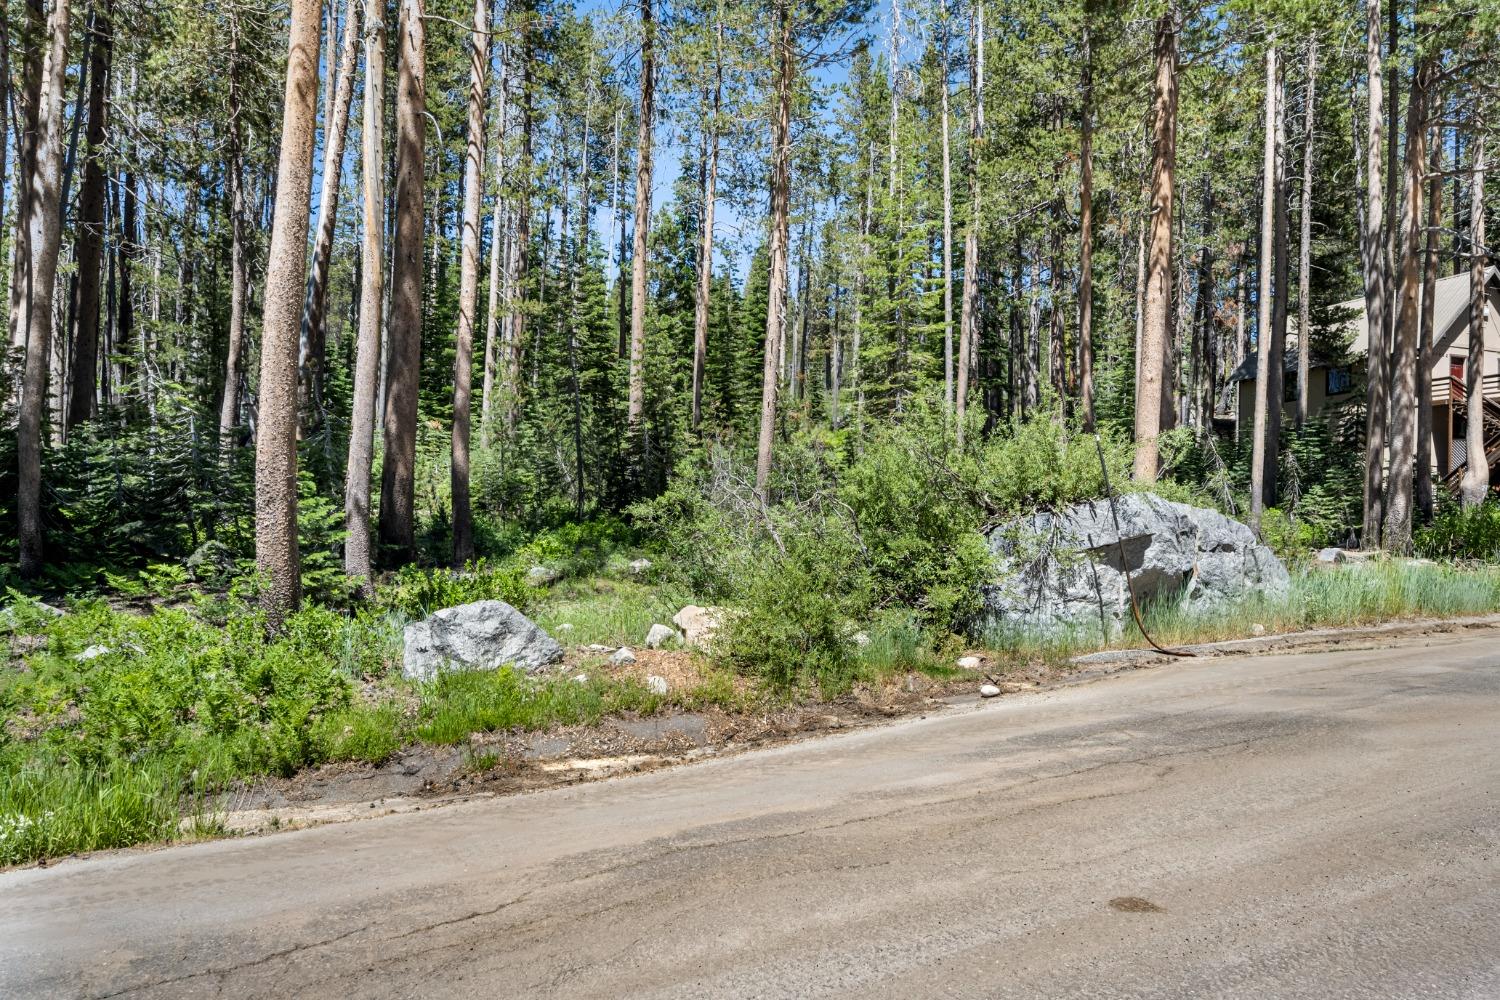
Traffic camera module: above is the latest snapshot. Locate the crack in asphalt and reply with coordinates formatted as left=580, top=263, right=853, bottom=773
left=88, top=924, right=373, bottom=999
left=383, top=890, right=533, bottom=941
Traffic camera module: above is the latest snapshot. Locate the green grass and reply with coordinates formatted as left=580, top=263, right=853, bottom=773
left=530, top=577, right=692, bottom=649
left=414, top=668, right=665, bottom=744
left=983, top=560, right=1500, bottom=659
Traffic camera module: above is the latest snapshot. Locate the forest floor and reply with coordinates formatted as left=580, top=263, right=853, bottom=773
left=200, top=610, right=1500, bottom=842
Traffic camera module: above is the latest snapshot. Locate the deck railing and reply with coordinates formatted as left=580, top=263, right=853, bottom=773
left=1430, top=372, right=1500, bottom=406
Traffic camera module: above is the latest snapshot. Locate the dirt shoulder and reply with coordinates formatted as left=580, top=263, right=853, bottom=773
left=206, top=612, right=1500, bottom=840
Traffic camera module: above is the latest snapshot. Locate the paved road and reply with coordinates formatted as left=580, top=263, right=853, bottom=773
left=5, top=633, right=1500, bottom=999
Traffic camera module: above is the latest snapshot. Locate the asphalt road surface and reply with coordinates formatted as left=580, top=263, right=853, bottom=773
left=5, top=632, right=1499, bottom=999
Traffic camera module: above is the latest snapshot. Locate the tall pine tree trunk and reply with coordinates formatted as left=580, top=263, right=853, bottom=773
left=1295, top=39, right=1315, bottom=431
left=1360, top=0, right=1387, bottom=547
left=1415, top=113, right=1440, bottom=526
left=9, top=0, right=44, bottom=356
left=755, top=0, right=793, bottom=497
left=1132, top=7, right=1177, bottom=483
left=691, top=28, right=721, bottom=433
left=1382, top=56, right=1431, bottom=553
left=1460, top=124, right=1489, bottom=507
left=219, top=12, right=249, bottom=451
left=66, top=4, right=110, bottom=429
left=480, top=39, right=509, bottom=446
left=378, top=0, right=425, bottom=554
left=15, top=0, right=67, bottom=578
left=625, top=0, right=655, bottom=439
left=505, top=30, right=531, bottom=432
left=299, top=0, right=359, bottom=429
left=451, top=0, right=487, bottom=567
left=1078, top=14, right=1094, bottom=432
left=1250, top=45, right=1283, bottom=529
left=254, top=0, right=321, bottom=625
left=345, top=0, right=385, bottom=582
left=955, top=0, right=982, bottom=445
left=939, top=0, right=953, bottom=413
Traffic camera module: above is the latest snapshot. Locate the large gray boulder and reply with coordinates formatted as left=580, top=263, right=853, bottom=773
left=402, top=600, right=563, bottom=681
left=983, top=493, right=1288, bottom=639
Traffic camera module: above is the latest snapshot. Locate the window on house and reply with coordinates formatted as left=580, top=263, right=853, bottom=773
left=1326, top=367, right=1352, bottom=396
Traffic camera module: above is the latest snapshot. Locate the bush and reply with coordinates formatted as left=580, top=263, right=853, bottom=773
left=633, top=400, right=1145, bottom=689
left=1415, top=499, right=1500, bottom=561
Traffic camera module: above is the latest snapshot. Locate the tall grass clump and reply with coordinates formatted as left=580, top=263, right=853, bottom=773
left=1107, top=561, right=1500, bottom=651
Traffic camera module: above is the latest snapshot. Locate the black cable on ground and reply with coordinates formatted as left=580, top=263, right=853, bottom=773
left=1094, top=435, right=1195, bottom=658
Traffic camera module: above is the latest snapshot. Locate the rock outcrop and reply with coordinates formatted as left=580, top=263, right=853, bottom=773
left=402, top=600, right=563, bottom=681
left=983, top=493, right=1289, bottom=638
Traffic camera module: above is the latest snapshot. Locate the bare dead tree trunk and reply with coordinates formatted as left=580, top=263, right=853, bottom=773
left=299, top=0, right=359, bottom=429
left=254, top=0, right=321, bottom=626
left=450, top=0, right=487, bottom=567
left=1250, top=45, right=1283, bottom=530
left=1360, top=0, right=1387, bottom=548
left=1382, top=56, right=1431, bottom=553
left=15, top=0, right=67, bottom=578
left=1460, top=123, right=1489, bottom=507
left=1295, top=39, right=1315, bottom=431
left=625, top=0, right=655, bottom=438
left=67, top=3, right=110, bottom=430
left=378, top=0, right=425, bottom=554
left=344, top=0, right=385, bottom=583
left=755, top=0, right=793, bottom=498
left=1133, top=7, right=1177, bottom=483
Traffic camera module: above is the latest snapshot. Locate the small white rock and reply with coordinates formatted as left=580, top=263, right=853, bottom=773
left=645, top=623, right=678, bottom=649
left=526, top=565, right=559, bottom=585
left=1250, top=623, right=1266, bottom=637
left=74, top=644, right=111, bottom=661
left=957, top=655, right=983, bottom=670
left=628, top=558, right=653, bottom=575
left=610, top=647, right=637, bottom=665
left=645, top=674, right=669, bottom=696
left=586, top=643, right=612, bottom=652
left=979, top=683, right=1001, bottom=698
left=573, top=673, right=589, bottom=684
left=556, top=622, right=574, bottom=632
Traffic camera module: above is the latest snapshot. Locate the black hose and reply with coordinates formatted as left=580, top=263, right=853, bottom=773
left=1094, top=435, right=1195, bottom=658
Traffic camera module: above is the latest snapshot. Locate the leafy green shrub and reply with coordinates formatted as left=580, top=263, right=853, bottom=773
left=374, top=560, right=529, bottom=618
left=715, top=518, right=872, bottom=691
left=838, top=419, right=993, bottom=630
left=1415, top=499, right=1500, bottom=561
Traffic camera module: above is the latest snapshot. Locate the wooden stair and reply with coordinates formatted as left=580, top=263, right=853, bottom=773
left=1440, top=374, right=1500, bottom=490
